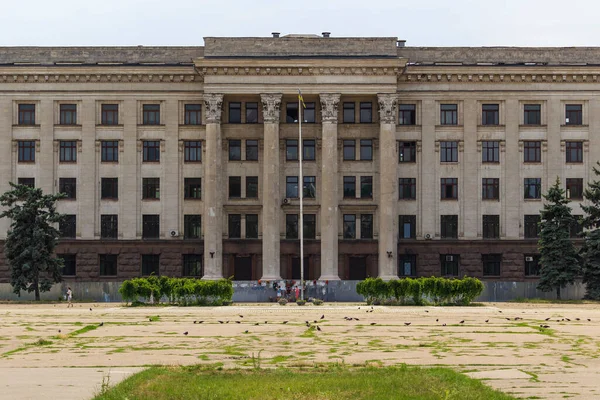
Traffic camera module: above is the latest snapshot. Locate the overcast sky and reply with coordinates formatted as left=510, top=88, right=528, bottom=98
left=1, top=0, right=598, bottom=47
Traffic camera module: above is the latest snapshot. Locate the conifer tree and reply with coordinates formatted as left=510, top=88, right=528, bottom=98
left=581, top=163, right=600, bottom=299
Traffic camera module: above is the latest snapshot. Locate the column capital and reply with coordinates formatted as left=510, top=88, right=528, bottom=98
left=319, top=93, right=341, bottom=124
left=377, top=93, right=398, bottom=124
left=260, top=93, right=282, bottom=123
left=204, top=93, right=224, bottom=124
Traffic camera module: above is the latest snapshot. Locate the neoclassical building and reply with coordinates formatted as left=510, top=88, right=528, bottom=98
left=0, top=34, right=595, bottom=284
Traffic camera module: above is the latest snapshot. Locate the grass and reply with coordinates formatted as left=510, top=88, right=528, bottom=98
left=510, top=298, right=590, bottom=304
left=93, top=364, right=516, bottom=400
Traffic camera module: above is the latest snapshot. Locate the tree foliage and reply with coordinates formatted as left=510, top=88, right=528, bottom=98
left=580, top=163, right=600, bottom=299
left=0, top=183, right=65, bottom=300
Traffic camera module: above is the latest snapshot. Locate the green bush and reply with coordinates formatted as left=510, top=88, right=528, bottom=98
left=278, top=298, right=288, bottom=306
left=312, top=299, right=324, bottom=306
left=296, top=299, right=306, bottom=306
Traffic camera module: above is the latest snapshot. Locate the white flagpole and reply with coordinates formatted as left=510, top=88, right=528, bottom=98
left=298, top=90, right=304, bottom=301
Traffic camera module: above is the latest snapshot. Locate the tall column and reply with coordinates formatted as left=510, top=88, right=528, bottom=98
left=319, top=94, right=341, bottom=280
left=377, top=94, right=399, bottom=280
left=260, top=94, right=283, bottom=280
left=203, top=94, right=224, bottom=279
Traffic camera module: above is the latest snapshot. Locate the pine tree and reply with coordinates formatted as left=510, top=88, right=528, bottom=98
left=0, top=183, right=65, bottom=300
left=580, top=162, right=600, bottom=299
left=537, top=177, right=580, bottom=300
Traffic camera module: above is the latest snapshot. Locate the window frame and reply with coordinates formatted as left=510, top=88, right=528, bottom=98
left=101, top=140, right=119, bottom=163
left=228, top=102, right=242, bottom=124
left=228, top=214, right=241, bottom=239
left=142, top=177, right=160, bottom=200
left=343, top=176, right=356, bottom=198
left=246, top=140, right=259, bottom=161
left=100, top=214, right=118, bottom=239
left=524, top=178, right=542, bottom=200
left=246, top=176, right=259, bottom=199
left=343, top=214, right=356, bottom=239
left=142, top=141, right=160, bottom=162
left=440, top=215, right=458, bottom=239
left=184, top=214, right=202, bottom=239
left=303, top=139, right=316, bottom=161
left=182, top=254, right=203, bottom=277
left=245, top=214, right=259, bottom=239
left=184, top=103, right=202, bottom=125
left=482, top=215, right=500, bottom=239
left=524, top=104, right=541, bottom=125
left=360, top=139, right=373, bottom=161
left=398, top=215, right=416, bottom=239
left=440, top=141, right=458, bottom=163
left=184, top=141, right=202, bottom=163
left=59, top=103, right=77, bottom=125
left=523, top=141, right=541, bottom=163
left=228, top=176, right=242, bottom=199
left=60, top=215, right=77, bottom=238
left=399, top=254, right=417, bottom=277
left=18, top=104, right=36, bottom=125
left=245, top=102, right=258, bottom=124
left=59, top=140, right=77, bottom=163
left=481, top=104, right=500, bottom=126
left=524, top=215, right=541, bottom=238
left=482, top=141, right=499, bottom=163
left=399, top=141, right=416, bottom=163
left=18, top=141, right=36, bottom=163
left=141, top=254, right=160, bottom=276
left=482, top=254, right=502, bottom=276
left=99, top=254, right=118, bottom=276
left=565, top=104, right=583, bottom=125
left=142, top=104, right=161, bottom=125
left=343, top=139, right=356, bottom=161
left=440, top=104, right=458, bottom=125
left=228, top=139, right=241, bottom=161
left=142, top=214, right=160, bottom=239
left=101, top=104, right=119, bottom=125
left=359, top=102, right=372, bottom=123
left=286, top=176, right=299, bottom=198
left=441, top=178, right=458, bottom=200
left=398, top=104, right=416, bottom=125
left=360, top=176, right=373, bottom=199
left=566, top=178, right=583, bottom=200
left=440, top=254, right=459, bottom=276
left=59, top=254, right=77, bottom=276
left=524, top=254, right=541, bottom=276
left=360, top=214, right=373, bottom=239
left=59, top=178, right=77, bottom=200
left=184, top=178, right=202, bottom=200
left=565, top=141, right=583, bottom=163
left=343, top=102, right=355, bottom=123
left=398, top=178, right=416, bottom=200
left=101, top=178, right=118, bottom=200
left=482, top=178, right=499, bottom=200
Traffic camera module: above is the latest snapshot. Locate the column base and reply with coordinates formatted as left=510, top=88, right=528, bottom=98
left=260, top=275, right=282, bottom=281
left=318, top=275, right=341, bottom=281
left=201, top=275, right=224, bottom=281
left=379, top=275, right=400, bottom=281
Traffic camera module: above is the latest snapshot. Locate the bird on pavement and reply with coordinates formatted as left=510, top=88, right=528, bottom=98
left=254, top=323, right=259, bottom=326
left=239, top=315, right=244, bottom=318
left=283, top=321, right=288, bottom=324
left=545, top=318, right=551, bottom=321
left=459, top=320, right=465, bottom=324
left=354, top=318, right=360, bottom=321
left=576, top=318, right=581, bottom=321
left=485, top=320, right=489, bottom=323
left=436, top=319, right=439, bottom=322
left=317, top=326, right=321, bottom=331
left=218, top=321, right=224, bottom=324
left=89, top=308, right=92, bottom=311
left=404, top=322, right=411, bottom=326
left=588, top=319, right=592, bottom=322
left=198, top=321, right=204, bottom=324
left=320, top=315, right=324, bottom=319
left=58, top=330, right=61, bottom=333
left=244, top=330, right=249, bottom=334
left=370, top=323, right=376, bottom=325
left=235, top=321, right=241, bottom=324
left=442, top=323, right=447, bottom=326
left=183, top=331, right=188, bottom=335
left=193, top=321, right=197, bottom=324
left=99, top=322, right=103, bottom=327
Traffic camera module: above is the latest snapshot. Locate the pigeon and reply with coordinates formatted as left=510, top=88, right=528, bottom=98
left=58, top=329, right=61, bottom=333
left=576, top=318, right=581, bottom=321
left=545, top=318, right=551, bottom=321
left=459, top=320, right=465, bottom=324
left=425, top=310, right=429, bottom=313
left=235, top=321, right=241, bottom=324
left=226, top=321, right=230, bottom=324
left=485, top=320, right=489, bottom=323
left=244, top=330, right=249, bottom=334
left=442, top=323, right=447, bottom=326
left=99, top=322, right=104, bottom=327
left=239, top=315, right=244, bottom=318
left=198, top=321, right=204, bottom=324
left=566, top=318, right=571, bottom=322
left=316, top=326, right=321, bottom=331
left=506, top=318, right=511, bottom=321
left=254, top=323, right=259, bottom=326
left=404, top=322, right=411, bottom=326
left=320, top=315, right=325, bottom=320
left=358, top=307, right=361, bottom=310
left=313, top=320, right=317, bottom=324
left=89, top=308, right=92, bottom=311
left=354, top=318, right=360, bottom=321
left=149, top=318, right=152, bottom=322
left=541, top=325, right=550, bottom=329
left=183, top=331, right=188, bottom=335
left=588, top=319, right=592, bottom=322
left=370, top=323, right=376, bottom=325
left=264, top=321, right=268, bottom=324
left=436, top=319, right=439, bottom=322
left=283, top=321, right=289, bottom=324
left=193, top=321, right=197, bottom=324
left=218, top=321, right=224, bottom=324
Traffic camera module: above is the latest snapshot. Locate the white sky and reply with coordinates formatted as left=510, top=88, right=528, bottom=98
left=1, top=0, right=598, bottom=47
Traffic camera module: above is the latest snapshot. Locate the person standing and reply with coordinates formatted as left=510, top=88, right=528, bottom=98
left=66, top=287, right=73, bottom=308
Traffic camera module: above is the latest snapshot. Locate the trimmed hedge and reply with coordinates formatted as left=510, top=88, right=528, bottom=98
left=119, top=276, right=233, bottom=306
left=356, top=277, right=484, bottom=306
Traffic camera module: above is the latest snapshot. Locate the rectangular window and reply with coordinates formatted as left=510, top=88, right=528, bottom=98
left=246, top=140, right=258, bottom=161
left=59, top=104, right=77, bottom=125
left=303, top=176, right=316, bottom=199
left=360, top=102, right=372, bottom=123
left=142, top=104, right=160, bottom=125
left=141, top=254, right=160, bottom=276
left=228, top=214, right=241, bottom=238
left=441, top=178, right=458, bottom=200
left=18, top=178, right=34, bottom=188
left=303, top=139, right=315, bottom=161
left=59, top=178, right=76, bottom=200
left=246, top=102, right=258, bottom=123
left=101, top=104, right=119, bottom=125
left=286, top=176, right=299, bottom=198
left=483, top=254, right=502, bottom=276
left=246, top=176, right=259, bottom=198
left=482, top=215, right=500, bottom=239
left=566, top=178, right=584, bottom=200
left=398, top=215, right=416, bottom=239
left=482, top=141, right=499, bottom=163
left=343, top=214, right=356, bottom=239
left=441, top=254, right=459, bottom=276
left=183, top=254, right=203, bottom=277
left=360, top=176, right=373, bottom=199
left=524, top=215, right=541, bottom=238
left=99, top=254, right=118, bottom=276
left=398, top=178, right=416, bottom=200
left=343, top=140, right=356, bottom=161
left=59, top=254, right=76, bottom=276
left=304, top=214, right=316, bottom=239
left=229, top=176, right=241, bottom=198
left=398, top=104, right=416, bottom=125
left=360, top=139, right=373, bottom=161
left=184, top=178, right=201, bottom=199
left=286, top=214, right=298, bottom=239
left=343, top=176, right=356, bottom=198
left=343, top=102, right=355, bottom=123
left=184, top=141, right=202, bottom=162
left=399, top=142, right=416, bottom=163
left=60, top=215, right=76, bottom=238
left=101, top=141, right=119, bottom=162
left=184, top=215, right=202, bottom=239
left=361, top=214, right=373, bottom=239
left=524, top=178, right=541, bottom=199
left=440, top=104, right=458, bottom=125
left=482, top=178, right=499, bottom=200
left=246, top=214, right=259, bottom=239
left=18, top=141, right=35, bottom=162
left=482, top=104, right=499, bottom=125
left=286, top=140, right=298, bottom=161
left=100, top=215, right=118, bottom=239
left=566, top=141, right=583, bottom=163
left=524, top=254, right=541, bottom=276
left=441, top=215, right=458, bottom=239
left=399, top=255, right=417, bottom=277
left=524, top=104, right=541, bottom=125
left=229, top=140, right=241, bottom=161
left=565, top=104, right=582, bottom=125
left=228, top=102, right=241, bottom=123
left=524, top=141, right=541, bottom=163
left=142, top=215, right=160, bottom=239
left=142, top=178, right=160, bottom=200
left=18, top=104, right=35, bottom=125
left=101, top=178, right=118, bottom=200
left=59, top=141, right=77, bottom=163
left=440, top=141, right=458, bottom=162
left=143, top=141, right=160, bottom=162
left=570, top=215, right=583, bottom=238
left=184, top=104, right=202, bottom=125
left=303, top=102, right=315, bottom=123
left=286, top=103, right=299, bottom=123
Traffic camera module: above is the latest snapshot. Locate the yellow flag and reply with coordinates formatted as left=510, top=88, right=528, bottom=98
left=298, top=90, right=306, bottom=108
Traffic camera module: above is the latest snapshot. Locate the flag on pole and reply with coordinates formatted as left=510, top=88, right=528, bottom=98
left=298, top=89, right=306, bottom=108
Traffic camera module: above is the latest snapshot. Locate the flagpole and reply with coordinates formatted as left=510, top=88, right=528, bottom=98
left=298, top=90, right=304, bottom=301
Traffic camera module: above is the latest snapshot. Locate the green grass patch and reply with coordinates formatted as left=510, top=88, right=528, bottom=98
left=147, top=315, right=161, bottom=322
left=510, top=297, right=590, bottom=304
left=69, top=325, right=99, bottom=337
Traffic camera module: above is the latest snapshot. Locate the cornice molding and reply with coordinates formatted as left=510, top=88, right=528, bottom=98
left=399, top=72, right=600, bottom=84
left=0, top=73, right=199, bottom=84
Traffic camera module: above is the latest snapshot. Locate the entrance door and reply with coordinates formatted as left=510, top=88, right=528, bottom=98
left=291, top=257, right=309, bottom=280
left=234, top=256, right=253, bottom=280
left=348, top=256, right=367, bottom=280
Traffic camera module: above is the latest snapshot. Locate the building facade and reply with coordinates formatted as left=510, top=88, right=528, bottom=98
left=0, top=35, right=594, bottom=284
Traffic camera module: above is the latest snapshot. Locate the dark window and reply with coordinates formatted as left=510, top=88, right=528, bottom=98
left=286, top=103, right=299, bottom=123
left=343, top=214, right=356, bottom=239
left=566, top=141, right=583, bottom=163
left=524, top=215, right=540, bottom=238
left=142, top=215, right=160, bottom=239
left=343, top=176, right=356, bottom=198
left=399, top=104, right=416, bottom=125
left=59, top=104, right=77, bottom=125
left=59, top=178, right=76, bottom=199
left=228, top=214, right=241, bottom=238
left=246, top=102, right=258, bottom=124
left=441, top=215, right=458, bottom=239
left=60, top=215, right=76, bottom=238
left=101, top=104, right=119, bottom=125
left=399, top=142, right=416, bottom=163
left=399, top=178, right=416, bottom=200
left=343, top=102, right=355, bottom=123
left=565, top=104, right=582, bottom=125
left=524, top=178, right=541, bottom=199
left=483, top=254, right=502, bottom=276
left=482, top=178, right=499, bottom=200
left=229, top=102, right=241, bottom=123
left=100, top=215, right=118, bottom=239
left=246, top=140, right=258, bottom=161
left=286, top=140, right=298, bottom=161
left=184, top=215, right=201, bottom=239
left=143, top=141, right=160, bottom=162
left=524, top=104, right=541, bottom=125
left=441, top=254, right=459, bottom=276
left=101, top=141, right=119, bottom=162
left=142, top=178, right=160, bottom=200
left=303, top=140, right=315, bottom=161
left=246, top=176, right=258, bottom=198
left=18, top=104, right=35, bottom=125
left=482, top=104, right=499, bottom=125
left=343, top=140, right=356, bottom=160
left=183, top=254, right=203, bottom=277
left=59, top=141, right=77, bottom=163
left=360, top=102, right=372, bottom=123
left=229, top=176, right=241, bottom=198
left=59, top=254, right=76, bottom=276
left=482, top=141, right=499, bottom=163
left=286, top=176, right=299, bottom=198
left=399, top=255, right=417, bottom=277
left=99, top=254, right=117, bottom=276
left=303, top=176, right=316, bottom=198
left=441, top=178, right=458, bottom=200
left=18, top=178, right=34, bottom=188
left=360, top=176, right=373, bottom=199
left=303, top=102, right=315, bottom=123
left=184, top=104, right=202, bottom=125
left=440, top=141, right=458, bottom=162
left=184, top=141, right=202, bottom=162
left=525, top=255, right=540, bottom=276
left=101, top=178, right=118, bottom=200
left=482, top=215, right=500, bottom=239
left=291, top=256, right=311, bottom=281
left=246, top=214, right=259, bottom=239
left=141, top=254, right=160, bottom=276
left=566, top=178, right=583, bottom=200
left=399, top=215, right=416, bottom=239
left=142, top=104, right=160, bottom=125
left=286, top=214, right=298, bottom=239
left=360, top=139, right=373, bottom=161
left=440, top=104, right=458, bottom=125
left=304, top=214, right=316, bottom=239
left=184, top=178, right=201, bottom=199
left=361, top=214, right=373, bottom=239
left=570, top=215, right=583, bottom=238
left=229, top=140, right=241, bottom=161
left=18, top=141, right=35, bottom=162
left=524, top=141, right=541, bottom=163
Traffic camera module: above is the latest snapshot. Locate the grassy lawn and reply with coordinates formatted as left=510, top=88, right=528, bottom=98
left=94, top=365, right=516, bottom=400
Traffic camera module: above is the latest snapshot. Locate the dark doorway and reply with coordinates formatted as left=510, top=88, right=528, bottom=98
left=234, top=256, right=253, bottom=280
left=349, top=256, right=367, bottom=280
left=291, top=257, right=310, bottom=280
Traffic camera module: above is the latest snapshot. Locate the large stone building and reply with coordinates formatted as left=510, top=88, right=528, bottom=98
left=0, top=34, right=594, bottom=284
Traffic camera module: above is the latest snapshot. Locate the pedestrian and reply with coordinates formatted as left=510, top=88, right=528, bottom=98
left=66, top=287, right=73, bottom=308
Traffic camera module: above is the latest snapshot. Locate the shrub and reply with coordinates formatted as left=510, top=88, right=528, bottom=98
left=278, top=298, right=288, bottom=306
left=312, top=299, right=324, bottom=306
left=296, top=299, right=306, bottom=306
